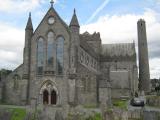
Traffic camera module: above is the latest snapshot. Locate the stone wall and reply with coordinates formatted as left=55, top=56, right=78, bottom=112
left=146, top=96, right=160, bottom=108
left=99, top=86, right=111, bottom=107
left=28, top=8, right=71, bottom=104
left=0, top=83, right=2, bottom=101
left=34, top=76, right=69, bottom=106
left=110, top=70, right=131, bottom=98
left=104, top=108, right=160, bottom=120
left=77, top=63, right=98, bottom=106
left=0, top=109, right=12, bottom=120
left=143, top=111, right=160, bottom=120
left=4, top=65, right=28, bottom=105
left=100, top=61, right=138, bottom=99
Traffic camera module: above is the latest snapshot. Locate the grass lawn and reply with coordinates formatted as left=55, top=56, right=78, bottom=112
left=0, top=105, right=27, bottom=120
left=86, top=113, right=102, bottom=120
left=10, top=108, right=26, bottom=120
left=112, top=99, right=128, bottom=110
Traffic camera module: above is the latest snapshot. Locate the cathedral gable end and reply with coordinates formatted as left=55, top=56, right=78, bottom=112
left=33, top=7, right=70, bottom=38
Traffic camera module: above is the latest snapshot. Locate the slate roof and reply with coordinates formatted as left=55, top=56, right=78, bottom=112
left=101, top=43, right=136, bottom=61
left=102, top=43, right=135, bottom=57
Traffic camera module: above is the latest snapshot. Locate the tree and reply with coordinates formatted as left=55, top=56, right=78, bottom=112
left=0, top=69, right=12, bottom=81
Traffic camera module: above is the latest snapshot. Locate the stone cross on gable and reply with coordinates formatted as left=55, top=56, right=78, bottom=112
left=50, top=0, right=54, bottom=7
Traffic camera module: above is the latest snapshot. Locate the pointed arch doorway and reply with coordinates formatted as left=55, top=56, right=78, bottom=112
left=40, top=80, right=59, bottom=105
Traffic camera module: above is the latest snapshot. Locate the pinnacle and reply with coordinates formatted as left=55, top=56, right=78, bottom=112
left=69, top=8, right=80, bottom=27
left=26, top=12, right=33, bottom=30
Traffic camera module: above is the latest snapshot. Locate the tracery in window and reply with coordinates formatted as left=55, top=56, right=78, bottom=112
left=47, top=31, right=54, bottom=66
left=80, top=51, right=84, bottom=63
left=56, top=36, right=64, bottom=74
left=86, top=55, right=89, bottom=65
left=37, top=37, right=44, bottom=74
left=13, top=74, right=20, bottom=90
left=91, top=59, right=94, bottom=67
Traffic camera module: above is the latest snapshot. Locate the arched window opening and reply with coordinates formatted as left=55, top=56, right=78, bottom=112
left=13, top=74, right=20, bottom=90
left=43, top=90, right=49, bottom=105
left=37, top=37, right=44, bottom=74
left=56, top=37, right=64, bottom=74
left=51, top=90, right=57, bottom=105
left=47, top=32, right=54, bottom=66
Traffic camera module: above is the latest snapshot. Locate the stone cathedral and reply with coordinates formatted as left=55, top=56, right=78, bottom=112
left=0, top=4, right=141, bottom=107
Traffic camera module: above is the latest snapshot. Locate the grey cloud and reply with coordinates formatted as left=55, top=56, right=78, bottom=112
left=148, top=40, right=160, bottom=59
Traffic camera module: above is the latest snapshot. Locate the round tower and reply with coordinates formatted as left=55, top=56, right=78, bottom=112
left=137, top=19, right=150, bottom=93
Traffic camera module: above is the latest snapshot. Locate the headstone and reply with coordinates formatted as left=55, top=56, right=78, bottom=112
left=55, top=110, right=64, bottom=120
left=143, top=111, right=156, bottom=120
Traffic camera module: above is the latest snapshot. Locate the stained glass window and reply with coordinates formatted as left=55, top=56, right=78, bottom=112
left=47, top=32, right=54, bottom=66
left=37, top=37, right=44, bottom=74
left=56, top=37, right=64, bottom=74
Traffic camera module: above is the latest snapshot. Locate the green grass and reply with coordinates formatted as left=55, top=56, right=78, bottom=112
left=10, top=108, right=26, bottom=120
left=129, top=118, right=144, bottom=120
left=86, top=113, right=102, bottom=120
left=112, top=99, right=128, bottom=110
left=83, top=104, right=97, bottom=109
left=67, top=112, right=102, bottom=120
left=106, top=108, right=113, bottom=113
left=0, top=105, right=27, bottom=120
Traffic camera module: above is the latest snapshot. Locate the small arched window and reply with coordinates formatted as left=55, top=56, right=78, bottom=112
left=47, top=31, right=54, bottom=66
left=56, top=36, right=64, bottom=74
left=37, top=37, right=44, bottom=74
left=13, top=74, right=20, bottom=90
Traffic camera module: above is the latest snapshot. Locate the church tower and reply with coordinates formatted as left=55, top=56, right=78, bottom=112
left=137, top=19, right=150, bottom=93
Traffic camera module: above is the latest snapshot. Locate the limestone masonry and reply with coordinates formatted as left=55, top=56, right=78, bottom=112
left=137, top=19, right=150, bottom=93
left=0, top=4, right=146, bottom=107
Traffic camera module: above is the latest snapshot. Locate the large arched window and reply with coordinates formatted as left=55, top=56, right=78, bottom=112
left=56, top=37, right=64, bottom=74
left=37, top=37, right=44, bottom=74
left=47, top=31, right=54, bottom=66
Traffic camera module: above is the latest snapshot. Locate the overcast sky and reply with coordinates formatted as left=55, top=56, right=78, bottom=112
left=0, top=0, right=159, bottom=79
